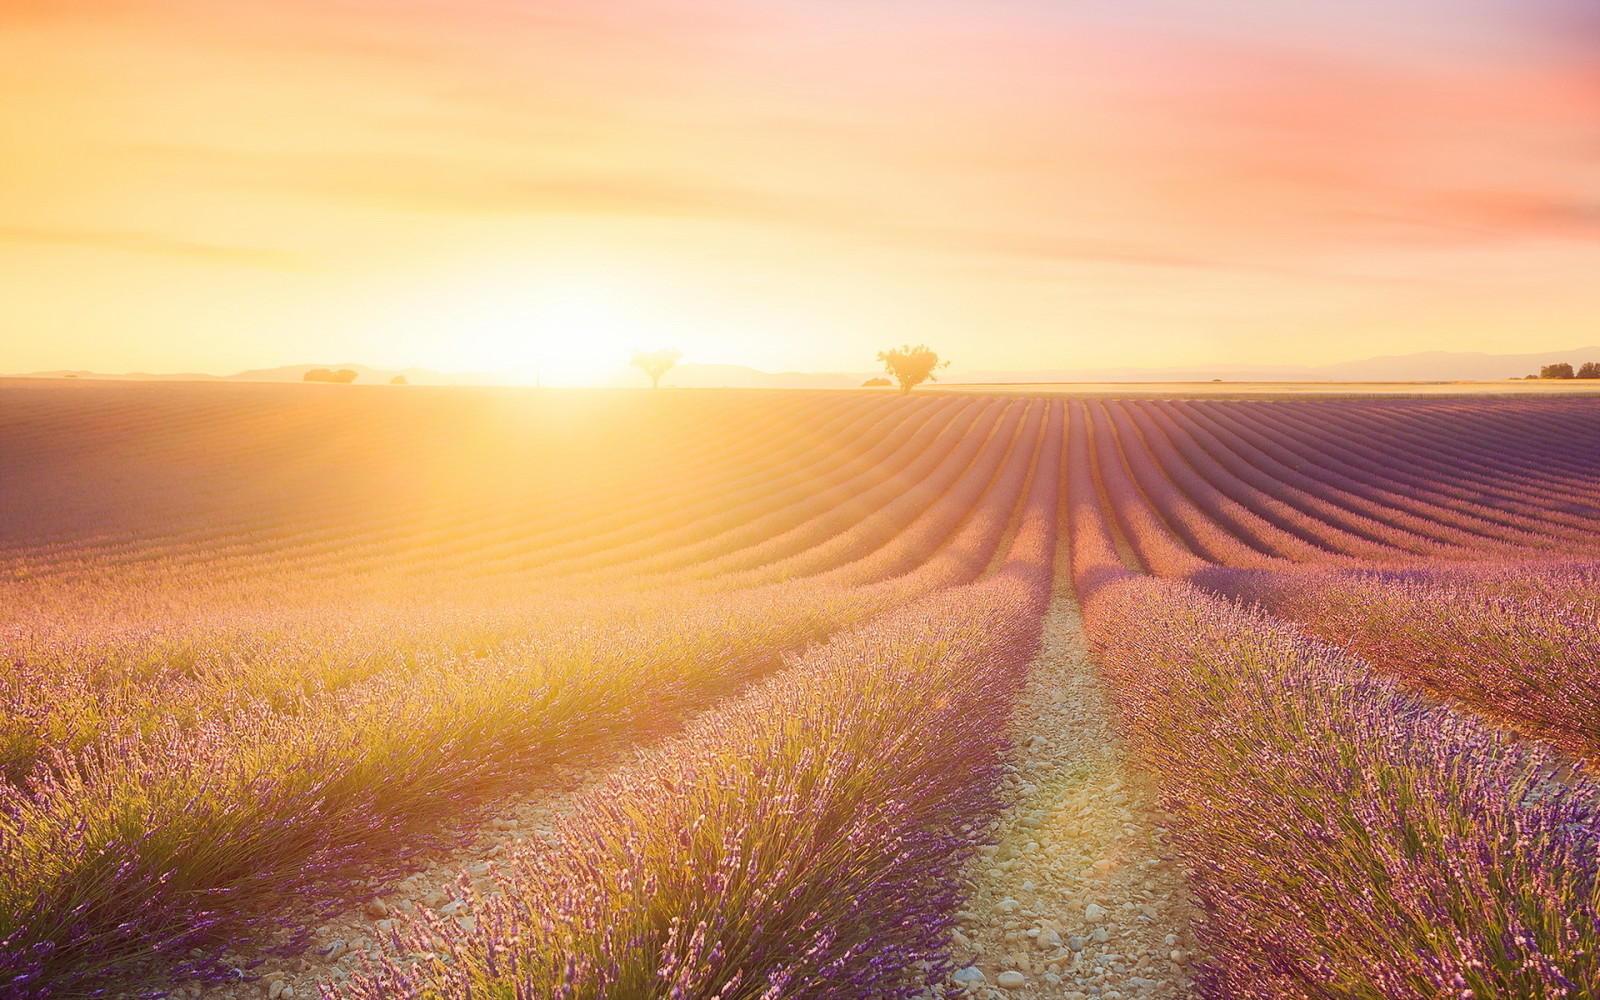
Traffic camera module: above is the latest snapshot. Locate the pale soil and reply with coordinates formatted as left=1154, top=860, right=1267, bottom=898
left=926, top=596, right=1200, bottom=1000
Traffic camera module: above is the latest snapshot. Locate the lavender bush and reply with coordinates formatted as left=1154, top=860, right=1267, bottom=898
left=336, top=426, right=1061, bottom=999
left=342, top=569, right=1053, bottom=999
left=1081, top=575, right=1600, bottom=999
left=1199, top=563, right=1600, bottom=764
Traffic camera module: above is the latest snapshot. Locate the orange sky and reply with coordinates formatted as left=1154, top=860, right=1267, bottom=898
left=2, top=0, right=1597, bottom=381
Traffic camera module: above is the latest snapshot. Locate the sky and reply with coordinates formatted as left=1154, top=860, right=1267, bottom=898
left=2, top=0, right=1597, bottom=383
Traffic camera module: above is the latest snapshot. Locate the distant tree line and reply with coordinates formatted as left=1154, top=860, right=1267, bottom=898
left=1523, top=362, right=1600, bottom=379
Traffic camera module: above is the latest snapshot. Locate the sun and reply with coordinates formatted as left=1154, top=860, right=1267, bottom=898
left=523, top=281, right=648, bottom=386
left=388, top=259, right=811, bottom=385
left=412, top=269, right=678, bottom=386
left=513, top=280, right=648, bottom=386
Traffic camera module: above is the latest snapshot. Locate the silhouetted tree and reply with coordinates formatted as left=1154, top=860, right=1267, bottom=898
left=631, top=348, right=682, bottom=389
left=389, top=375, right=408, bottom=385
left=862, top=377, right=892, bottom=387
left=1541, top=363, right=1575, bottom=379
left=877, top=344, right=948, bottom=395
left=304, top=368, right=358, bottom=383
left=1577, top=362, right=1600, bottom=379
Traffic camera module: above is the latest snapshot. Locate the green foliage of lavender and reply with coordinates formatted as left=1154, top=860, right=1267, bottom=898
left=343, top=571, right=1050, bottom=999
left=1199, top=562, right=1600, bottom=764
left=0, top=585, right=917, bottom=998
left=341, top=443, right=1062, bottom=999
left=0, top=392, right=1065, bottom=997
left=1082, top=575, right=1600, bottom=999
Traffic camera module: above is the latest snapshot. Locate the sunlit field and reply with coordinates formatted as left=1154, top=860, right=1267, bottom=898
left=5, top=378, right=1600, bottom=999
left=946, top=380, right=1600, bottom=397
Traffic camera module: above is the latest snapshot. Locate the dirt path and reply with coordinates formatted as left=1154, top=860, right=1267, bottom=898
left=929, top=595, right=1199, bottom=1000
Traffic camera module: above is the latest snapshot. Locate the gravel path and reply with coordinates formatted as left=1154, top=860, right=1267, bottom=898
left=930, top=595, right=1199, bottom=1000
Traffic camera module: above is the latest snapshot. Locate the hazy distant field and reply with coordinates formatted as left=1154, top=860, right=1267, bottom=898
left=942, top=378, right=1600, bottom=396
left=4, top=379, right=1600, bottom=999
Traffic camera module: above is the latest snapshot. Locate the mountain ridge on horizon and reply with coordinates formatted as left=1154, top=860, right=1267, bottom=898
left=952, top=346, right=1600, bottom=384
left=10, top=346, right=1600, bottom=388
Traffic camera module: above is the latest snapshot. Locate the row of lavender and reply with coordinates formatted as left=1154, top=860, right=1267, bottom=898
left=1, top=398, right=1051, bottom=797
left=0, top=389, right=972, bottom=591
left=1198, top=562, right=1600, bottom=766
left=15, top=390, right=1600, bottom=589
left=1076, top=398, right=1600, bottom=570
left=1, top=402, right=1062, bottom=997
left=333, top=400, right=1062, bottom=998
left=13, top=386, right=1600, bottom=997
left=1080, top=574, right=1600, bottom=998
left=1, top=387, right=878, bottom=570
left=1068, top=397, right=1600, bottom=996
left=2, top=587, right=891, bottom=998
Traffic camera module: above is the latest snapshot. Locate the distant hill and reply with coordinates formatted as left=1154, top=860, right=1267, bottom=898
left=18, top=368, right=227, bottom=382
left=13, top=362, right=869, bottom=389
left=947, top=346, right=1600, bottom=384
left=1314, top=348, right=1600, bottom=381
left=12, top=346, right=1600, bottom=387
left=11, top=364, right=503, bottom=385
left=948, top=363, right=1326, bottom=383
left=638, top=364, right=863, bottom=390
left=220, top=364, right=505, bottom=386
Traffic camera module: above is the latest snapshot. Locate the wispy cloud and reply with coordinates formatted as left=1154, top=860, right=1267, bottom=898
left=0, top=226, right=318, bottom=270
left=145, top=145, right=1257, bottom=272
left=3, top=0, right=1599, bottom=372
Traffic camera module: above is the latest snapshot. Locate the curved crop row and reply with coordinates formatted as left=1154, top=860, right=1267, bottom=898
left=1078, top=400, right=1208, bottom=577
left=1100, top=403, right=1289, bottom=569
left=0, top=389, right=902, bottom=588
left=812, top=399, right=1057, bottom=588
left=711, top=400, right=1035, bottom=587
left=1072, top=398, right=1600, bottom=575
left=638, top=399, right=1005, bottom=584
left=1293, top=403, right=1600, bottom=532
left=1234, top=404, right=1589, bottom=550
left=1141, top=401, right=1437, bottom=561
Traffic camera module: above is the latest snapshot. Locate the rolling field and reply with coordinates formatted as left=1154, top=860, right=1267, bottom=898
left=4, top=379, right=1600, bottom=999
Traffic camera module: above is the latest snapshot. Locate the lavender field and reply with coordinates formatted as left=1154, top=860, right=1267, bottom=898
left=4, top=379, right=1600, bottom=999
